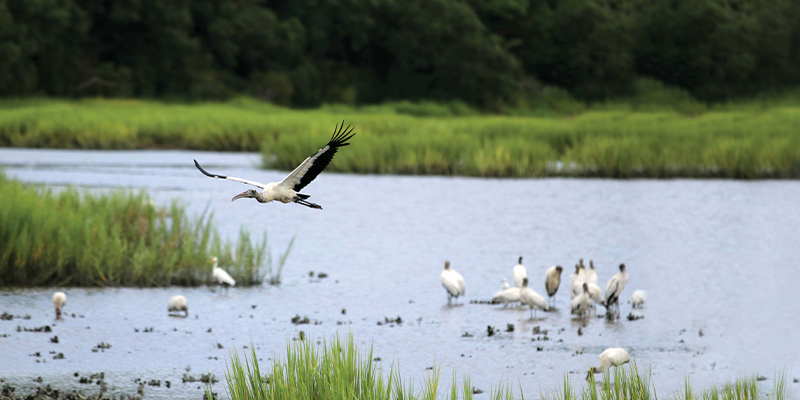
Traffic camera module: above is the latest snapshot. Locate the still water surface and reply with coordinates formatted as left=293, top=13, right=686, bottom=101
left=0, top=148, right=798, bottom=399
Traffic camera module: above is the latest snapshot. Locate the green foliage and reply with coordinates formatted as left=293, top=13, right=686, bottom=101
left=0, top=173, right=280, bottom=287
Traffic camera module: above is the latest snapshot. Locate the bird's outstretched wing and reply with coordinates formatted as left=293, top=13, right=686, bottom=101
left=279, top=121, right=355, bottom=192
left=194, top=160, right=267, bottom=189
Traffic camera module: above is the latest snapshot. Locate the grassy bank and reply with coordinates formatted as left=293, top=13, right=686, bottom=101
left=1, top=97, right=800, bottom=178
left=0, top=173, right=287, bottom=287
left=217, top=333, right=791, bottom=400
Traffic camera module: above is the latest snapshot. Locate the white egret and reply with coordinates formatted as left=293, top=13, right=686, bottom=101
left=544, top=265, right=563, bottom=307
left=211, top=257, right=236, bottom=290
left=52, top=292, right=66, bottom=319
left=194, top=121, right=355, bottom=210
left=168, top=295, right=189, bottom=317
left=603, top=263, right=629, bottom=318
left=512, top=256, right=526, bottom=288
left=586, top=348, right=631, bottom=381
left=631, top=290, right=647, bottom=308
left=519, top=277, right=548, bottom=319
left=441, top=261, right=466, bottom=305
left=586, top=260, right=598, bottom=285
left=571, top=283, right=592, bottom=318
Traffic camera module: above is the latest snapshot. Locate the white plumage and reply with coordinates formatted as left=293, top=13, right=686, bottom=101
left=502, top=278, right=509, bottom=290
left=512, top=256, right=527, bottom=288
left=587, top=348, right=631, bottom=380
left=52, top=292, right=66, bottom=319
left=586, top=282, right=603, bottom=311
left=441, top=261, right=466, bottom=305
left=519, top=277, right=548, bottom=319
left=492, top=287, right=521, bottom=307
left=631, top=290, right=647, bottom=308
left=570, top=264, right=585, bottom=299
left=168, top=295, right=189, bottom=316
left=211, top=257, right=236, bottom=287
left=194, top=122, right=355, bottom=210
left=571, top=283, right=592, bottom=318
left=604, top=263, right=629, bottom=318
left=586, top=260, right=598, bottom=285
left=544, top=265, right=563, bottom=307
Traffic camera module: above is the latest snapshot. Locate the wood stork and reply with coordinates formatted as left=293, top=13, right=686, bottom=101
left=519, top=277, right=548, bottom=319
left=502, top=278, right=509, bottom=290
left=631, top=290, right=647, bottom=308
left=52, top=292, right=66, bottom=319
left=586, top=348, right=631, bottom=381
left=571, top=283, right=592, bottom=318
left=544, top=265, right=563, bottom=307
left=570, top=264, right=586, bottom=299
left=492, top=281, right=521, bottom=307
left=512, top=256, right=526, bottom=288
left=586, top=282, right=603, bottom=312
left=194, top=121, right=355, bottom=210
left=603, top=263, right=629, bottom=318
left=441, top=261, right=466, bottom=305
left=211, top=257, right=236, bottom=291
left=168, top=295, right=189, bottom=317
left=586, top=260, right=598, bottom=285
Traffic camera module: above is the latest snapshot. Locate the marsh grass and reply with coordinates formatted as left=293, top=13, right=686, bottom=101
left=0, top=173, right=288, bottom=287
left=218, top=335, right=792, bottom=400
left=1, top=97, right=800, bottom=178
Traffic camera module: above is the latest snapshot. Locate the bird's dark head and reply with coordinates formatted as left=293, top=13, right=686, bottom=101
left=590, top=260, right=595, bottom=269
left=583, top=283, right=589, bottom=293
left=575, top=265, right=580, bottom=273
left=232, top=189, right=259, bottom=202
left=518, top=256, right=523, bottom=264
left=444, top=261, right=450, bottom=270
left=522, top=277, right=529, bottom=288
left=556, top=265, right=563, bottom=274
left=619, top=263, right=626, bottom=272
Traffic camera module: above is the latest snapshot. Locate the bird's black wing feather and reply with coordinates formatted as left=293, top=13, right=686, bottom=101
left=194, top=159, right=227, bottom=179
left=293, top=121, right=355, bottom=192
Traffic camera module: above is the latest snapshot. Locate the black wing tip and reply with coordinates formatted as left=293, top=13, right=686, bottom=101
left=194, top=159, right=226, bottom=179
left=329, top=120, right=356, bottom=147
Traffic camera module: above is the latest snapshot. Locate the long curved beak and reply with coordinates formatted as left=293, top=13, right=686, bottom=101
left=231, top=191, right=250, bottom=202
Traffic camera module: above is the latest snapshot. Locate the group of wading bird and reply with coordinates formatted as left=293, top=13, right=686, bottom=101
left=47, top=122, right=637, bottom=379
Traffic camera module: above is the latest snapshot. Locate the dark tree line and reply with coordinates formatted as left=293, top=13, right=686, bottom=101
left=1, top=0, right=798, bottom=108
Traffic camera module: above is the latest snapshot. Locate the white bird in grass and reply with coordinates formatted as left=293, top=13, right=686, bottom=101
left=512, top=256, right=526, bottom=288
left=631, top=290, right=647, bottom=308
left=194, top=121, right=355, bottom=210
left=211, top=257, right=236, bottom=290
left=168, top=295, right=189, bottom=317
left=571, top=283, right=592, bottom=318
left=52, top=292, right=66, bottom=319
left=544, top=265, right=563, bottom=307
left=441, top=261, right=465, bottom=305
left=586, top=348, right=631, bottom=381
left=586, top=260, right=598, bottom=285
left=603, top=263, right=629, bottom=318
left=519, top=277, right=548, bottom=319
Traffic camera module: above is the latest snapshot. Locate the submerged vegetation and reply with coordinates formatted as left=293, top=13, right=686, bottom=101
left=218, top=333, right=792, bottom=400
left=1, top=97, right=800, bottom=178
left=0, top=173, right=290, bottom=287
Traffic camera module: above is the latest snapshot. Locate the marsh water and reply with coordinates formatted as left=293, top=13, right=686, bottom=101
left=1, top=148, right=798, bottom=399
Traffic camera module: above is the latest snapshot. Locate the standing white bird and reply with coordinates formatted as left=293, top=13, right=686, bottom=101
left=586, top=348, right=631, bottom=381
left=168, top=295, right=189, bottom=317
left=194, top=122, right=355, bottom=210
left=211, top=257, right=236, bottom=289
left=492, top=281, right=521, bottom=307
left=52, top=292, right=66, bottom=319
left=512, top=256, right=527, bottom=288
left=603, top=263, right=629, bottom=318
left=570, top=264, right=586, bottom=299
left=544, top=265, right=563, bottom=307
left=440, top=261, right=466, bottom=305
left=586, top=282, right=603, bottom=312
left=571, top=283, right=592, bottom=318
left=519, top=277, right=548, bottom=319
left=631, top=290, right=647, bottom=308
left=502, top=278, right=509, bottom=290
left=586, top=260, right=598, bottom=285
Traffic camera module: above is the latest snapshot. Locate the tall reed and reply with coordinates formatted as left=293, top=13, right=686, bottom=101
left=0, top=173, right=286, bottom=287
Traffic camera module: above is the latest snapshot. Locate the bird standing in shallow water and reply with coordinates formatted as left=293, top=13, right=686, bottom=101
left=571, top=283, right=592, bottom=318
left=603, top=264, right=629, bottom=318
left=544, top=265, right=563, bottom=307
left=631, top=290, right=647, bottom=308
left=168, top=295, right=189, bottom=317
left=512, top=256, right=526, bottom=288
left=194, top=121, right=355, bottom=210
left=441, top=261, right=466, bottom=305
left=587, top=348, right=631, bottom=381
left=211, top=257, right=235, bottom=292
left=519, top=277, right=548, bottom=319
left=52, top=292, right=66, bottom=319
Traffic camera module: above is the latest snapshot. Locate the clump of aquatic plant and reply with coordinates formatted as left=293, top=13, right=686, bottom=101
left=0, top=173, right=284, bottom=287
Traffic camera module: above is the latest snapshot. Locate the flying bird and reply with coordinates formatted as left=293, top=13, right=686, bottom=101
left=544, top=265, right=563, bottom=307
left=586, top=348, right=631, bottom=381
left=194, top=121, right=355, bottom=210
left=211, top=257, right=236, bottom=288
left=441, top=261, right=466, bottom=305
left=52, top=292, right=66, bottom=319
left=512, top=256, right=527, bottom=288
left=519, top=277, right=548, bottom=319
left=603, top=263, right=629, bottom=318
left=168, top=295, right=189, bottom=317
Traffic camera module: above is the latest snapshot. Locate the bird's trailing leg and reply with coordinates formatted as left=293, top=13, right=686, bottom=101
left=294, top=198, right=323, bottom=209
